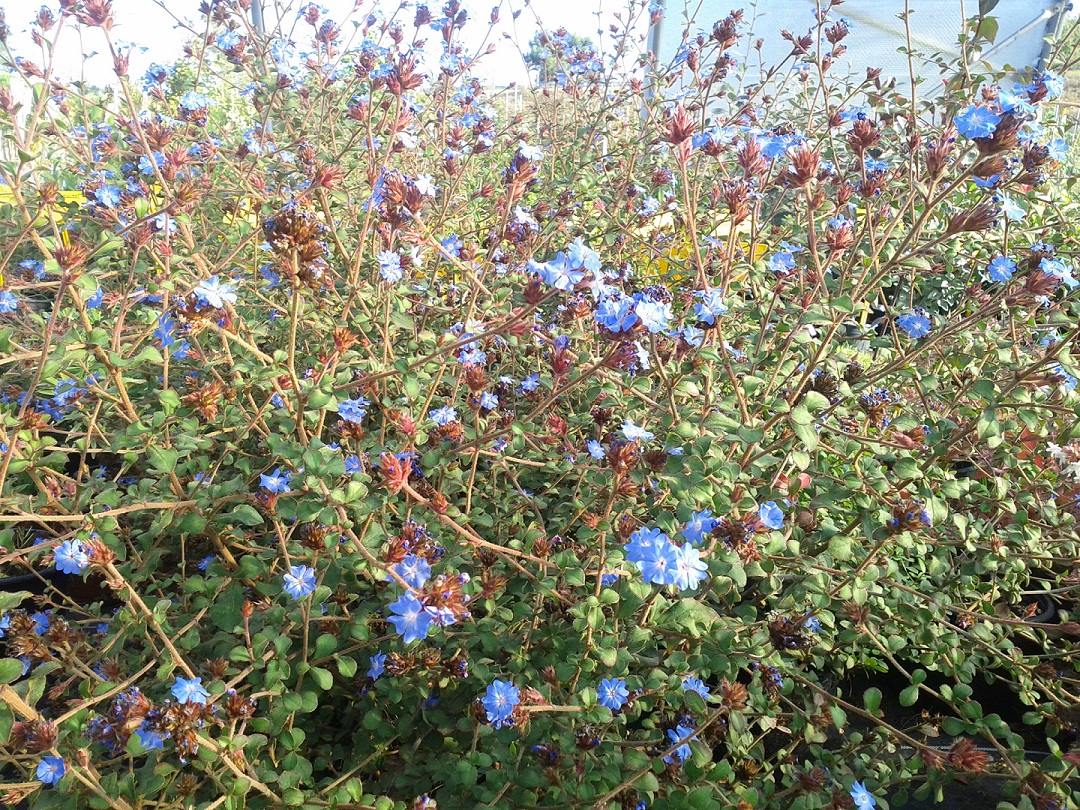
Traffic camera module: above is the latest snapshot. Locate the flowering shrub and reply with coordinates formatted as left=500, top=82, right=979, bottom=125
left=2, top=2, right=1080, bottom=809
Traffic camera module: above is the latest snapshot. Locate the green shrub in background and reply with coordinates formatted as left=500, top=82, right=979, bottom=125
left=1, top=2, right=1080, bottom=809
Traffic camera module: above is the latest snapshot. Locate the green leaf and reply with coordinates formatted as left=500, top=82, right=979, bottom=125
left=309, top=667, right=333, bottom=691
left=0, top=591, right=31, bottom=612
left=146, top=445, right=179, bottom=474
left=863, top=687, right=882, bottom=714
left=791, top=419, right=819, bottom=452
left=336, top=656, right=358, bottom=678
left=0, top=658, right=25, bottom=684
left=790, top=404, right=814, bottom=425
left=899, top=685, right=920, bottom=707
left=229, top=505, right=265, bottom=527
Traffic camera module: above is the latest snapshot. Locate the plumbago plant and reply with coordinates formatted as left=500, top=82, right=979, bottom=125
left=3, top=1, right=1080, bottom=809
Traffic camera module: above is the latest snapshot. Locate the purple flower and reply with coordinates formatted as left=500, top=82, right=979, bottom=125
left=387, top=592, right=434, bottom=643
left=283, top=565, right=316, bottom=599
left=597, top=678, right=630, bottom=710
left=171, top=676, right=210, bottom=705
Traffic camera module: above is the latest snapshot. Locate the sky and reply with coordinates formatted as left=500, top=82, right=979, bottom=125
left=4, top=0, right=651, bottom=91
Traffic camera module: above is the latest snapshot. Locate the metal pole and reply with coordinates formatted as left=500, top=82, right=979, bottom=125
left=252, top=0, right=265, bottom=36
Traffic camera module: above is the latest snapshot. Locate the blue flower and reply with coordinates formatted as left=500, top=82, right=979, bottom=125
left=440, top=235, right=462, bottom=258
left=94, top=185, right=122, bottom=208
left=540, top=252, right=586, bottom=291
left=344, top=454, right=363, bottom=474
left=338, top=397, right=369, bottom=424
left=987, top=255, right=1016, bottom=282
left=171, top=676, right=211, bottom=705
left=518, top=141, right=543, bottom=161
left=1052, top=364, right=1078, bottom=392
left=378, top=251, right=403, bottom=283
left=759, top=501, right=784, bottom=530
left=1040, top=257, right=1079, bottom=289
left=769, top=251, right=797, bottom=274
left=368, top=652, right=386, bottom=680
left=479, top=392, right=498, bottom=410
left=483, top=679, right=520, bottom=728
left=0, top=290, right=19, bottom=314
left=954, top=105, right=1001, bottom=139
left=850, top=781, right=877, bottom=809
left=681, top=510, right=716, bottom=545
left=597, top=678, right=630, bottom=710
left=694, top=289, right=728, bottom=325
left=896, top=309, right=931, bottom=339
left=135, top=721, right=164, bottom=750
left=586, top=439, right=606, bottom=460
left=30, top=612, right=50, bottom=635
left=283, top=565, right=316, bottom=599
left=179, top=91, right=212, bottom=111
left=625, top=528, right=678, bottom=585
left=520, top=373, right=540, bottom=393
left=54, top=540, right=89, bottom=574
left=260, top=468, right=292, bottom=493
left=87, top=287, right=104, bottom=308
left=682, top=676, right=710, bottom=698
left=431, top=405, right=458, bottom=425
left=621, top=420, right=654, bottom=442
left=393, top=555, right=431, bottom=589
left=595, top=295, right=639, bottom=332
left=635, top=299, right=672, bottom=333
left=671, top=543, right=708, bottom=591
left=139, top=152, right=165, bottom=175
left=36, top=755, right=65, bottom=785
left=387, top=593, right=434, bottom=643
left=195, top=276, right=237, bottom=309
left=805, top=615, right=822, bottom=633
left=566, top=237, right=601, bottom=273
left=663, top=724, right=696, bottom=763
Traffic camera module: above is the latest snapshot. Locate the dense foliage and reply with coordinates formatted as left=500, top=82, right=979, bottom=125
left=1, top=2, right=1080, bottom=810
